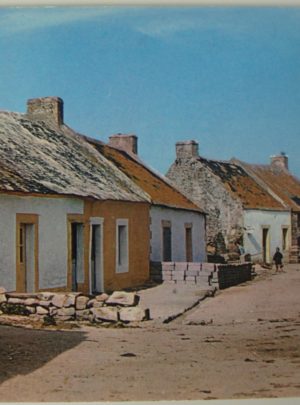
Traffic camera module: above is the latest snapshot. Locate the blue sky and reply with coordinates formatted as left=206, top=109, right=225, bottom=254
left=1, top=6, right=300, bottom=176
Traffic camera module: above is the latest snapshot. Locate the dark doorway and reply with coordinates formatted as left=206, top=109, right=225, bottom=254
left=163, top=226, right=172, bottom=262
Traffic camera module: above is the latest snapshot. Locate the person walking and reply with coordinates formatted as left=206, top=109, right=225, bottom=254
left=273, top=247, right=284, bottom=273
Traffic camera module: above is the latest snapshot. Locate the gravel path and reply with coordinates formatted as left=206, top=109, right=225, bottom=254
left=0, top=265, right=299, bottom=401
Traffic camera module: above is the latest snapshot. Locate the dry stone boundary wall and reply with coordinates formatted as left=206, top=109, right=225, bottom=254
left=0, top=290, right=150, bottom=324
left=151, top=261, right=253, bottom=289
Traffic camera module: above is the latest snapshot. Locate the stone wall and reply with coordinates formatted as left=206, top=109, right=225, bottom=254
left=167, top=158, right=244, bottom=253
left=217, top=263, right=253, bottom=289
left=290, top=212, right=300, bottom=263
left=150, top=261, right=253, bottom=290
left=0, top=290, right=149, bottom=324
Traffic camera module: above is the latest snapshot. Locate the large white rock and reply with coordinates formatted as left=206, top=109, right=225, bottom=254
left=95, top=293, right=109, bottom=302
left=36, top=306, right=49, bottom=315
left=106, top=291, right=138, bottom=307
left=91, top=307, right=119, bottom=322
left=37, top=292, right=54, bottom=301
left=76, top=296, right=89, bottom=310
left=24, top=298, right=38, bottom=306
left=0, top=293, right=7, bottom=304
left=26, top=306, right=36, bottom=314
left=0, top=287, right=7, bottom=294
left=8, top=297, right=24, bottom=305
left=57, top=307, right=75, bottom=317
left=51, top=294, right=67, bottom=308
left=87, top=298, right=96, bottom=307
left=119, top=307, right=148, bottom=322
left=39, top=300, right=51, bottom=308
left=64, top=294, right=76, bottom=307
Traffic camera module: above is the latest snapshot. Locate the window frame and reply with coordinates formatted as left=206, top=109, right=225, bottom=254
left=116, top=219, right=129, bottom=274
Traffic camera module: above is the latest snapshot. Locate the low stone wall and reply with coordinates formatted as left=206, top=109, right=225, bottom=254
left=0, top=289, right=150, bottom=324
left=150, top=261, right=253, bottom=290
left=217, top=263, right=253, bottom=289
left=150, top=261, right=216, bottom=286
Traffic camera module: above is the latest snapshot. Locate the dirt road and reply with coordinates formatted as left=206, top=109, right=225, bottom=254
left=0, top=265, right=299, bottom=401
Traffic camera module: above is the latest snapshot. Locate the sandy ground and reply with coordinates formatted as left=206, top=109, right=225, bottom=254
left=0, top=265, right=299, bottom=402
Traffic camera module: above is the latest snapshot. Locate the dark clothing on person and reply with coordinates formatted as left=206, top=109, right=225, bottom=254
left=273, top=251, right=283, bottom=264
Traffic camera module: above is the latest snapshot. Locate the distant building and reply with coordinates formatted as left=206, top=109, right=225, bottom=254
left=86, top=134, right=207, bottom=265
left=167, top=140, right=293, bottom=264
left=234, top=154, right=300, bottom=263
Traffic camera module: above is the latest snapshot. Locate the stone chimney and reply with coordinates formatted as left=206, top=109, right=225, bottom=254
left=108, top=133, right=138, bottom=155
left=27, top=97, right=64, bottom=126
left=176, top=140, right=199, bottom=159
left=270, top=153, right=289, bottom=171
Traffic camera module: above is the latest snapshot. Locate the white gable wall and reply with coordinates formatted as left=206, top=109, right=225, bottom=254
left=0, top=194, right=83, bottom=291
left=244, top=209, right=290, bottom=262
left=150, top=206, right=206, bottom=262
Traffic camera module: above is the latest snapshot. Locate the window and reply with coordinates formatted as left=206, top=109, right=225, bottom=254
left=71, top=222, right=84, bottom=291
left=116, top=219, right=129, bottom=273
left=185, top=224, right=193, bottom=262
left=19, top=225, right=25, bottom=264
left=282, top=227, right=289, bottom=251
left=162, top=224, right=172, bottom=262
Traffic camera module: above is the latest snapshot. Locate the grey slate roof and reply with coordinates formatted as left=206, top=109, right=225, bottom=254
left=0, top=111, right=150, bottom=202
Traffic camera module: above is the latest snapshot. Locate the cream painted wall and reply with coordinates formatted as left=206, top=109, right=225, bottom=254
left=0, top=194, right=83, bottom=291
left=150, top=206, right=206, bottom=262
left=244, top=209, right=290, bottom=262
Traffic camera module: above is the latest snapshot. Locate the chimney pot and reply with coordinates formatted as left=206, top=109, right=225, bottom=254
left=108, top=133, right=138, bottom=155
left=27, top=97, right=64, bottom=126
left=176, top=140, right=199, bottom=159
left=270, top=153, right=288, bottom=171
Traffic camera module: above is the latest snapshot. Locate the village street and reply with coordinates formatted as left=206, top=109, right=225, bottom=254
left=0, top=265, right=300, bottom=402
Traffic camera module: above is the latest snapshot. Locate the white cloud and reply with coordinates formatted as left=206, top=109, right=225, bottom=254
left=134, top=13, right=245, bottom=39
left=0, top=7, right=121, bottom=36
left=135, top=17, right=200, bottom=38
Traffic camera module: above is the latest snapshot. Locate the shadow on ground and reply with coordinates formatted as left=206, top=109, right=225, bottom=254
left=0, top=325, right=86, bottom=385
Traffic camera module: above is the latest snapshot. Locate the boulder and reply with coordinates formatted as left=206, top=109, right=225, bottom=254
left=64, top=294, right=76, bottom=307
left=91, top=307, right=119, bottom=322
left=39, top=300, right=51, bottom=308
left=93, top=301, right=104, bottom=308
left=0, top=293, right=7, bottom=304
left=87, top=298, right=97, bottom=307
left=36, top=306, right=49, bottom=315
left=57, top=307, right=75, bottom=317
left=75, top=309, right=90, bottom=320
left=8, top=297, right=24, bottom=305
left=24, top=298, right=38, bottom=306
left=0, top=287, right=7, bottom=294
left=106, top=291, right=139, bottom=307
left=95, top=293, right=109, bottom=302
left=51, top=294, right=66, bottom=308
left=119, top=307, right=149, bottom=322
left=26, top=306, right=36, bottom=314
left=76, top=296, right=89, bottom=310
left=37, top=292, right=54, bottom=301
